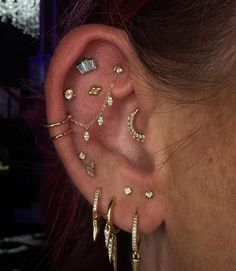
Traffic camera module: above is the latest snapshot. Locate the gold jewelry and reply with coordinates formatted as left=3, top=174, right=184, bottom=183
left=68, top=66, right=123, bottom=142
left=132, top=214, right=141, bottom=271
left=92, top=188, right=103, bottom=242
left=88, top=86, right=102, bottom=96
left=78, top=152, right=96, bottom=178
left=45, top=117, right=69, bottom=128
left=64, top=88, right=76, bottom=101
left=104, top=198, right=119, bottom=271
left=128, top=107, right=145, bottom=143
left=145, top=191, right=154, bottom=199
left=51, top=129, right=72, bottom=141
left=124, top=187, right=133, bottom=196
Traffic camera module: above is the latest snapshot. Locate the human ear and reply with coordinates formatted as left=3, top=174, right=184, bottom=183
left=45, top=24, right=166, bottom=234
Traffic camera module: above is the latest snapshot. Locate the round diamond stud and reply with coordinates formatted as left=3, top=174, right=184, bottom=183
left=64, top=88, right=75, bottom=101
left=114, top=66, right=123, bottom=75
left=124, top=187, right=133, bottom=196
left=79, top=152, right=86, bottom=160
left=145, top=191, right=154, bottom=199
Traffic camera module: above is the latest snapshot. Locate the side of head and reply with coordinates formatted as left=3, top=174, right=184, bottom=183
left=44, top=1, right=236, bottom=270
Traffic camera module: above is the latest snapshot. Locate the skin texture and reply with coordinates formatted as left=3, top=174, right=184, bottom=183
left=45, top=24, right=236, bottom=270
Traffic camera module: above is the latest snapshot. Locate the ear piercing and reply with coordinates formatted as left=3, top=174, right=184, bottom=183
left=51, top=130, right=72, bottom=141
left=63, top=88, right=76, bottom=101
left=124, top=187, right=133, bottom=196
left=69, top=66, right=122, bottom=142
left=145, top=191, right=154, bottom=199
left=132, top=214, right=141, bottom=271
left=92, top=188, right=103, bottom=242
left=128, top=107, right=145, bottom=143
left=104, top=198, right=119, bottom=271
left=78, top=152, right=96, bottom=178
left=45, top=116, right=69, bottom=128
left=89, top=86, right=102, bottom=96
left=76, top=58, right=97, bottom=74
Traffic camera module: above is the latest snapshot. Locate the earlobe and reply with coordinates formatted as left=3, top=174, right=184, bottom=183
left=45, top=23, right=165, bottom=235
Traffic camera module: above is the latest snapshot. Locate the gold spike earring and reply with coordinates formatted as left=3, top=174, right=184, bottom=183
left=104, top=198, right=120, bottom=271
left=92, top=188, right=103, bottom=241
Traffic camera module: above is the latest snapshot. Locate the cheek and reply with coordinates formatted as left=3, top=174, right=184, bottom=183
left=162, top=105, right=236, bottom=269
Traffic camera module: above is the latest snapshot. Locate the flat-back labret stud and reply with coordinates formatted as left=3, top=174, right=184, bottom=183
left=145, top=191, right=154, bottom=199
left=114, top=66, right=124, bottom=75
left=64, top=88, right=76, bottom=101
left=76, top=58, right=97, bottom=74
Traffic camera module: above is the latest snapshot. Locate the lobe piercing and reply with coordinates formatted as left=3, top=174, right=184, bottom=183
left=124, top=187, right=133, bottom=196
left=76, top=58, right=97, bottom=74
left=63, top=88, right=76, bottom=101
left=128, top=107, right=145, bottom=143
left=92, top=188, right=103, bottom=242
left=104, top=198, right=119, bottom=271
left=132, top=214, right=141, bottom=271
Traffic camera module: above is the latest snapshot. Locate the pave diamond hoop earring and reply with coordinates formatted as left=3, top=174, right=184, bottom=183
left=132, top=214, right=141, bottom=271
left=104, top=198, right=120, bottom=271
left=128, top=107, right=145, bottom=143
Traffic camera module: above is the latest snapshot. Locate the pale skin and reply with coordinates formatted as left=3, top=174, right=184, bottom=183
left=45, top=24, right=236, bottom=271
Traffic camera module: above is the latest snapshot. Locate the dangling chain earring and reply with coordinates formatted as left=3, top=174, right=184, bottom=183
left=104, top=198, right=120, bottom=271
left=68, top=66, right=123, bottom=142
left=132, top=214, right=141, bottom=271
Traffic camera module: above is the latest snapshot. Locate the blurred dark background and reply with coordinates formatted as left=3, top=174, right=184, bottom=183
left=0, top=1, right=66, bottom=270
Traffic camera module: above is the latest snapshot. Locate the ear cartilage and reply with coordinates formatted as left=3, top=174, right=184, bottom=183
left=76, top=58, right=97, bottom=74
left=145, top=191, right=154, bottom=199
left=124, top=187, right=133, bottom=196
left=78, top=152, right=96, bottom=178
left=128, top=107, right=145, bottom=143
left=64, top=88, right=76, bottom=101
left=89, top=86, right=102, bottom=96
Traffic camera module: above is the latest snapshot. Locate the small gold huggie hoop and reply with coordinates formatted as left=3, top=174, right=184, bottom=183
left=45, top=116, right=69, bottom=128
left=51, top=129, right=72, bottom=141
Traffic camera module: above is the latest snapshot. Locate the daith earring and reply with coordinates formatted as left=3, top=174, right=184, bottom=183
left=76, top=58, right=97, bottom=74
left=104, top=198, right=120, bottom=271
left=92, top=188, right=103, bottom=242
left=128, top=107, right=145, bottom=143
left=132, top=214, right=141, bottom=271
left=63, top=88, right=76, bottom=101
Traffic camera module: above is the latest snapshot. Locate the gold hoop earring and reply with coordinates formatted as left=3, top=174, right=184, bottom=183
left=132, top=214, right=141, bottom=271
left=104, top=198, right=119, bottom=271
left=45, top=116, right=69, bottom=128
left=128, top=107, right=145, bottom=143
left=51, top=129, right=72, bottom=141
